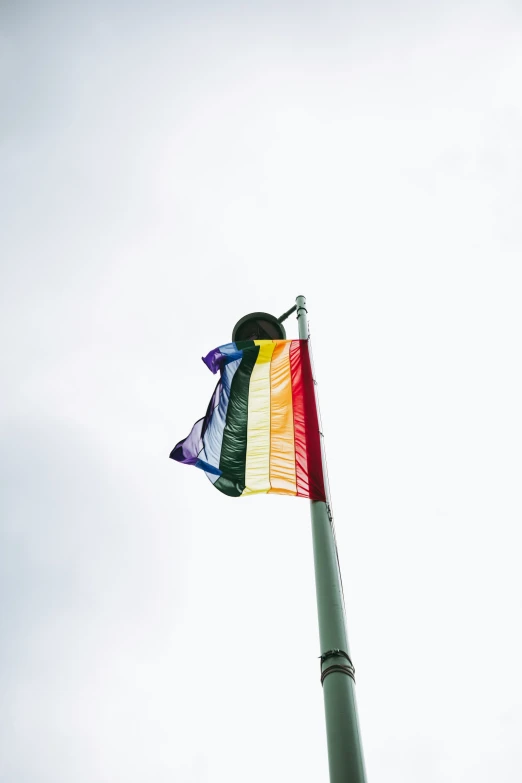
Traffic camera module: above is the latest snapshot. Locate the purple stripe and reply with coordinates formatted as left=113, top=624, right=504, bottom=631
left=203, top=342, right=243, bottom=374
left=170, top=343, right=244, bottom=481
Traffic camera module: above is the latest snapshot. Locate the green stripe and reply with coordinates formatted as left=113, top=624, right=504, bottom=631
left=215, top=341, right=259, bottom=497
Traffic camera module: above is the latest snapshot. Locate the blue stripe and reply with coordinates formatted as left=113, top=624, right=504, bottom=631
left=201, top=351, right=243, bottom=478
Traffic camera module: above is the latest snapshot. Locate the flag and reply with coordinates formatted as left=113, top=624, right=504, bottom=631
left=170, top=340, right=326, bottom=501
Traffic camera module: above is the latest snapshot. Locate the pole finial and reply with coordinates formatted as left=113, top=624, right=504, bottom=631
left=296, top=295, right=309, bottom=339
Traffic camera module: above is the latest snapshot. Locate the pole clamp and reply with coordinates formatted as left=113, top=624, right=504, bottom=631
left=319, top=649, right=356, bottom=685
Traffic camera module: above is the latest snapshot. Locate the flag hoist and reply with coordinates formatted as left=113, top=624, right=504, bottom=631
left=170, top=295, right=367, bottom=783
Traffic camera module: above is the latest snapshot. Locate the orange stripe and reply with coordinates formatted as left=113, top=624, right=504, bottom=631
left=268, top=341, right=297, bottom=495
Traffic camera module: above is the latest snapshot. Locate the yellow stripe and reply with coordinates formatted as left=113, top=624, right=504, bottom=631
left=268, top=341, right=297, bottom=495
left=243, top=340, right=276, bottom=495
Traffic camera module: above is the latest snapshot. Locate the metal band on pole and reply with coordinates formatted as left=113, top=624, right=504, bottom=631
left=296, top=295, right=367, bottom=783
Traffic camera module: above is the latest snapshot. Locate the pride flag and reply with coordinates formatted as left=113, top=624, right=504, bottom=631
left=170, top=340, right=326, bottom=501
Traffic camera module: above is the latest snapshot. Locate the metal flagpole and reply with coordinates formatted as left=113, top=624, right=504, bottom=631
left=296, top=295, right=367, bottom=783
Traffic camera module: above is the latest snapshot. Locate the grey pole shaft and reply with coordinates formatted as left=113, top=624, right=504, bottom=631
left=296, top=295, right=367, bottom=783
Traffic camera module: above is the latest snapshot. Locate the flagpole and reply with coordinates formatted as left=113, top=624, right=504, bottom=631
left=296, top=295, right=367, bottom=783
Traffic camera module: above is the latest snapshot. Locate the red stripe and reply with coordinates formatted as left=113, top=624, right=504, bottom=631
left=289, top=340, right=326, bottom=502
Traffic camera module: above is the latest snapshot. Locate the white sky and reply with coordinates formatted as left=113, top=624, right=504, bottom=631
left=1, top=2, right=522, bottom=781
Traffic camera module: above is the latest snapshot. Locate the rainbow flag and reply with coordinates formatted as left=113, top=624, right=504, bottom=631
left=170, top=340, right=326, bottom=501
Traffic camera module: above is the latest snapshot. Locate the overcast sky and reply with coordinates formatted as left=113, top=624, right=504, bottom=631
left=2, top=2, right=522, bottom=781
